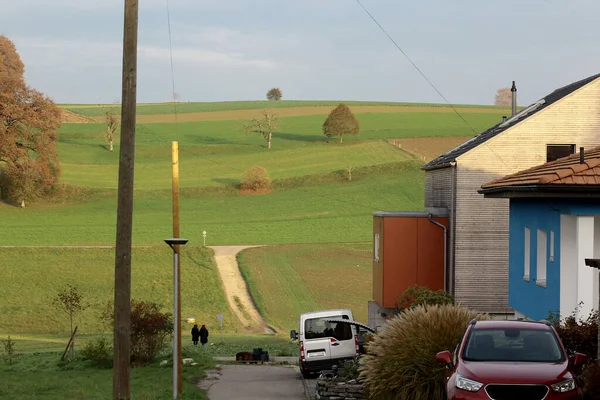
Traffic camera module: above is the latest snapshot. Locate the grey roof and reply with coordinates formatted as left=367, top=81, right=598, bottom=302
left=422, top=72, right=600, bottom=171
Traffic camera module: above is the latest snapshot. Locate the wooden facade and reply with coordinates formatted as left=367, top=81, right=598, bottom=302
left=424, top=76, right=600, bottom=313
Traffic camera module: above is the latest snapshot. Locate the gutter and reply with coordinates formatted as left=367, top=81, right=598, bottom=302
left=428, top=213, right=448, bottom=293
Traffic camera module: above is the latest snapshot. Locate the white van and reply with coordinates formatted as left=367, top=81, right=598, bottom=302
left=290, top=309, right=359, bottom=378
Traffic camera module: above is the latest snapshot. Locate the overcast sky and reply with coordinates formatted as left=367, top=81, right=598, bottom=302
left=2, top=0, right=599, bottom=105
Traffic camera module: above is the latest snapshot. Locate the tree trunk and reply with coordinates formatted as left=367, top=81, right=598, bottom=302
left=110, top=140, right=114, bottom=152
left=20, top=200, right=25, bottom=208
left=339, top=135, right=343, bottom=144
left=267, top=133, right=271, bottom=149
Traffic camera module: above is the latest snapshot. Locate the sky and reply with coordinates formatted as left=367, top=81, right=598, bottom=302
left=1, top=0, right=599, bottom=105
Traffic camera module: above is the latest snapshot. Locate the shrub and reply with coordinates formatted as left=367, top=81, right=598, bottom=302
left=581, top=363, right=600, bottom=400
left=3, top=336, right=16, bottom=364
left=548, top=303, right=598, bottom=362
left=396, top=285, right=454, bottom=311
left=240, top=166, right=271, bottom=191
left=360, top=304, right=488, bottom=400
left=103, top=299, right=173, bottom=366
left=81, top=336, right=112, bottom=368
left=337, top=356, right=361, bottom=382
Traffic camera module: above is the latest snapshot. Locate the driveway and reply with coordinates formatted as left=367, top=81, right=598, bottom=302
left=201, top=364, right=308, bottom=400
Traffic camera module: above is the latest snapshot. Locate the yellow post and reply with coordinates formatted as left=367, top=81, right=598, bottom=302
left=171, top=141, right=182, bottom=395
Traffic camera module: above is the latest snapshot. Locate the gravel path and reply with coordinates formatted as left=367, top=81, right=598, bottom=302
left=209, top=245, right=274, bottom=333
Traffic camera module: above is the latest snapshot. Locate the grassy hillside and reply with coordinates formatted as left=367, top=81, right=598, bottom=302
left=61, top=100, right=512, bottom=116
left=238, top=244, right=372, bottom=331
left=0, top=246, right=241, bottom=334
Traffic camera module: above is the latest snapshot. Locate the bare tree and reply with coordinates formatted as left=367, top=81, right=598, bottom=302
left=104, top=110, right=119, bottom=152
left=494, top=87, right=512, bottom=106
left=172, top=92, right=180, bottom=102
left=243, top=109, right=280, bottom=149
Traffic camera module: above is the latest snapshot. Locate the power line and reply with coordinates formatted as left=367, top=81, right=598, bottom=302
left=354, top=0, right=513, bottom=171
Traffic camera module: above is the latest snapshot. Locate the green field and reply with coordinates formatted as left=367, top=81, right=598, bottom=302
left=61, top=100, right=512, bottom=116
left=0, top=246, right=241, bottom=334
left=238, top=244, right=372, bottom=331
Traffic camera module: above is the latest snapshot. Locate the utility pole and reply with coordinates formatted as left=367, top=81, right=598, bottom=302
left=113, top=0, right=139, bottom=399
left=172, top=141, right=183, bottom=395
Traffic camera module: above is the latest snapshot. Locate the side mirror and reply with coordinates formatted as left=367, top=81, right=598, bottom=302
left=290, top=330, right=298, bottom=341
left=436, top=350, right=453, bottom=369
left=573, top=353, right=588, bottom=367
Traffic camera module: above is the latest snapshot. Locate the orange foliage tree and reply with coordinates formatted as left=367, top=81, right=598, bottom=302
left=0, top=35, right=62, bottom=206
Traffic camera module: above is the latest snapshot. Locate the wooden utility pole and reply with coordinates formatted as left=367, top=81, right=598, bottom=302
left=113, top=0, right=139, bottom=399
left=172, top=141, right=182, bottom=395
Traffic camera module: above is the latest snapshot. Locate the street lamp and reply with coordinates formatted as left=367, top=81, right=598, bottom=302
left=165, top=238, right=189, bottom=400
left=202, top=231, right=207, bottom=247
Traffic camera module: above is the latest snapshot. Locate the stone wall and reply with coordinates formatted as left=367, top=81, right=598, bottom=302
left=316, top=378, right=366, bottom=400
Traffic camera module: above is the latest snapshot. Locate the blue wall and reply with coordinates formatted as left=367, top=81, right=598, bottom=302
left=508, top=198, right=600, bottom=320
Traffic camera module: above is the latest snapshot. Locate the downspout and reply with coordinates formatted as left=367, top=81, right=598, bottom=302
left=429, top=214, right=448, bottom=292
left=449, top=162, right=457, bottom=296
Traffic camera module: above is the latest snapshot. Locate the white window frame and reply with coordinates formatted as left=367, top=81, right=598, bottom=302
left=537, top=229, right=547, bottom=287
left=549, top=231, right=555, bottom=262
left=524, top=227, right=530, bottom=281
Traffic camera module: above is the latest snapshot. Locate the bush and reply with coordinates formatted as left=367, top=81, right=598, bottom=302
left=396, top=285, right=454, bottom=311
left=581, top=363, right=600, bottom=400
left=337, top=356, right=361, bottom=382
left=360, top=304, right=488, bottom=400
left=240, top=166, right=271, bottom=191
left=103, top=299, right=173, bottom=366
left=3, top=336, right=16, bottom=364
left=548, top=303, right=598, bottom=362
left=81, top=336, right=112, bottom=368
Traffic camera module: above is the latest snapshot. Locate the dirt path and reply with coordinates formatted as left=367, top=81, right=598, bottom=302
left=209, top=245, right=274, bottom=333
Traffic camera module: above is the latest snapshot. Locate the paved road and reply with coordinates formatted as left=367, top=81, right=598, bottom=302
left=202, top=364, right=308, bottom=400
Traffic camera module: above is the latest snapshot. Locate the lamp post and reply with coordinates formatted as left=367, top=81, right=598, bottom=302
left=165, top=238, right=189, bottom=400
left=202, top=231, right=207, bottom=247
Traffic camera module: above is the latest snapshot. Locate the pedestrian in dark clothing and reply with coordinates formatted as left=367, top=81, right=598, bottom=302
left=191, top=324, right=200, bottom=346
left=199, top=324, right=209, bottom=346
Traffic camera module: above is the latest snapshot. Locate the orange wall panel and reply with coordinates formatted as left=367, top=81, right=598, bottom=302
left=416, top=217, right=448, bottom=291
left=382, top=217, right=418, bottom=308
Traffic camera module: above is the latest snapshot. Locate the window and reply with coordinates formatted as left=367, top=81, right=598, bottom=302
left=463, top=329, right=564, bottom=362
left=304, top=315, right=353, bottom=341
left=537, top=229, right=547, bottom=287
left=374, top=233, right=380, bottom=262
left=546, top=144, right=575, bottom=162
left=524, top=227, right=530, bottom=281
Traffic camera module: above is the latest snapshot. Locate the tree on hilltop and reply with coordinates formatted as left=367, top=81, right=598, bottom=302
left=103, top=109, right=119, bottom=152
left=243, top=109, right=280, bottom=149
left=322, top=103, right=360, bottom=144
left=494, top=87, right=512, bottom=106
left=266, top=88, right=282, bottom=101
left=0, top=35, right=62, bottom=207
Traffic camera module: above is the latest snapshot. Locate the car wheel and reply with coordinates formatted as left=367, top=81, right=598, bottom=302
left=301, top=370, right=311, bottom=379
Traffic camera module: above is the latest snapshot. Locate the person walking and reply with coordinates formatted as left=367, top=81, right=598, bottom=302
left=191, top=324, right=200, bottom=346
left=199, top=324, right=209, bottom=346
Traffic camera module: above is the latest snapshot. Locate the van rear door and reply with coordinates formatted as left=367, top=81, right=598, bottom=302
left=303, top=314, right=354, bottom=363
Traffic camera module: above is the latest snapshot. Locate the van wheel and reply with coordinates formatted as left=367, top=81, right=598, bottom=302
left=301, top=370, right=311, bottom=379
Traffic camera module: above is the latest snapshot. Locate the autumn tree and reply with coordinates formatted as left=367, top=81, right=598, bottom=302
left=243, top=109, right=280, bottom=149
left=0, top=35, right=62, bottom=206
left=323, top=103, right=360, bottom=143
left=266, top=87, right=282, bottom=101
left=103, top=109, right=119, bottom=152
left=494, top=87, right=511, bottom=106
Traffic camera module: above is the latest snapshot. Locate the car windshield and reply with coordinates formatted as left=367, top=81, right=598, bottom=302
left=305, top=315, right=353, bottom=341
left=463, top=328, right=564, bottom=362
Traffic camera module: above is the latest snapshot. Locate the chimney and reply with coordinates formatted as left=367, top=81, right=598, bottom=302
left=511, top=81, right=517, bottom=116
left=502, top=115, right=507, bottom=123
left=580, top=147, right=585, bottom=164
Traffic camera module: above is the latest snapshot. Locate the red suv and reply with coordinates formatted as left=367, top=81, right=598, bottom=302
left=436, top=319, right=588, bottom=400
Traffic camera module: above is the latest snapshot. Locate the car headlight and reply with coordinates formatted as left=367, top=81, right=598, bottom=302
left=551, top=379, right=576, bottom=393
left=455, top=374, right=484, bottom=392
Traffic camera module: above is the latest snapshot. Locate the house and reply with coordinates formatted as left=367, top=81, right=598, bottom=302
left=421, top=72, right=600, bottom=314
left=479, top=148, right=600, bottom=321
